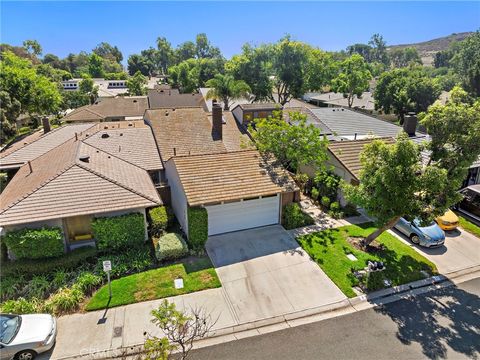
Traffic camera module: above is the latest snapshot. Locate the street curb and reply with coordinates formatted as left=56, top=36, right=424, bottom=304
left=52, top=265, right=480, bottom=360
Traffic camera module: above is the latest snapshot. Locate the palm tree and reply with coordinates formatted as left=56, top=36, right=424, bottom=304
left=205, top=74, right=251, bottom=110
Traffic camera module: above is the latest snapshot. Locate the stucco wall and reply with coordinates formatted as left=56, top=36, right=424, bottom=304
left=164, top=160, right=189, bottom=236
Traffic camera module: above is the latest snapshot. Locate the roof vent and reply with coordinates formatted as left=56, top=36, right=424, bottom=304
left=101, top=133, right=110, bottom=139
left=79, top=155, right=90, bottom=163
left=120, top=133, right=123, bottom=136
left=128, top=122, right=133, bottom=127
left=133, top=99, right=137, bottom=103
left=259, top=170, right=267, bottom=176
left=104, top=126, right=108, bottom=129
left=341, top=108, right=344, bottom=111
left=165, top=111, right=169, bottom=116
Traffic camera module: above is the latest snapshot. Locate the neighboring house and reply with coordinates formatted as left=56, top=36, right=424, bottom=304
left=307, top=92, right=375, bottom=112
left=62, top=97, right=148, bottom=123
left=0, top=136, right=161, bottom=253
left=147, top=89, right=208, bottom=110
left=165, top=150, right=299, bottom=236
left=231, top=103, right=279, bottom=126
left=62, top=78, right=128, bottom=98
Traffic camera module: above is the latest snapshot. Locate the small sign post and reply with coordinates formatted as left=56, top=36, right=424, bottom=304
left=103, top=260, right=112, bottom=299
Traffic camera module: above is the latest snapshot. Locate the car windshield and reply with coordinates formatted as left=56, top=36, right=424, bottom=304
left=413, top=219, right=435, bottom=227
left=0, top=314, right=21, bottom=344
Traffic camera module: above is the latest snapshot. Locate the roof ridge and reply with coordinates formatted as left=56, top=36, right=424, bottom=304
left=75, top=161, right=159, bottom=204
left=0, top=163, right=77, bottom=214
left=171, top=149, right=259, bottom=160
left=328, top=136, right=395, bottom=146
left=304, top=108, right=335, bottom=134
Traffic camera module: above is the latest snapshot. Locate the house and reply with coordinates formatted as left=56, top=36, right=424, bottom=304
left=231, top=103, right=280, bottom=126
left=147, top=88, right=208, bottom=110
left=62, top=97, right=148, bottom=123
left=307, top=92, right=375, bottom=112
left=165, top=150, right=299, bottom=236
left=0, top=135, right=161, bottom=253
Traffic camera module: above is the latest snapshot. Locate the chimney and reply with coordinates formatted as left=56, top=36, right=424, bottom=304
left=403, top=112, right=418, bottom=136
left=212, top=102, right=223, bottom=140
left=42, top=117, right=51, bottom=134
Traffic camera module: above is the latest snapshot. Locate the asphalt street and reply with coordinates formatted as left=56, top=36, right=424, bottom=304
left=190, top=278, right=480, bottom=360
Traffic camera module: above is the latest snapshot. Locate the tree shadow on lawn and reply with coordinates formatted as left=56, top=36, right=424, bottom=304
left=181, top=256, right=214, bottom=274
left=374, top=285, right=480, bottom=360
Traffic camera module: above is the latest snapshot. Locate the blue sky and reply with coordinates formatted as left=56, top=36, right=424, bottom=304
left=1, top=1, right=479, bottom=63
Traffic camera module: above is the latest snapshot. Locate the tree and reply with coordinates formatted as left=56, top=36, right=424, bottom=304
left=374, top=67, right=441, bottom=122
left=93, top=42, right=123, bottom=63
left=420, top=86, right=480, bottom=194
left=168, top=58, right=224, bottom=93
left=22, top=39, right=42, bottom=56
left=127, top=71, right=148, bottom=96
left=368, top=34, right=389, bottom=66
left=156, top=37, right=174, bottom=74
left=250, top=110, right=328, bottom=174
left=145, top=299, right=215, bottom=360
left=390, top=47, right=422, bottom=68
left=175, top=41, right=196, bottom=63
left=78, top=77, right=98, bottom=104
left=331, top=54, right=372, bottom=108
left=305, top=49, right=338, bottom=91
left=195, top=33, right=222, bottom=59
left=88, top=53, right=105, bottom=78
left=451, top=31, right=480, bottom=97
left=343, top=134, right=452, bottom=247
left=346, top=43, right=372, bottom=62
left=127, top=54, right=153, bottom=76
left=205, top=74, right=251, bottom=110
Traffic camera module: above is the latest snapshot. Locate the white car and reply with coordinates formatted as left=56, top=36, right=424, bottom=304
left=0, top=314, right=56, bottom=360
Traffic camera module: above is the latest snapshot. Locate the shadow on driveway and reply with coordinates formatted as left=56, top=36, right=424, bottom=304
left=374, top=284, right=480, bottom=360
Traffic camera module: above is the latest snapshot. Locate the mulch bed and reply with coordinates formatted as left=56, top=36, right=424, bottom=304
left=347, top=236, right=385, bottom=253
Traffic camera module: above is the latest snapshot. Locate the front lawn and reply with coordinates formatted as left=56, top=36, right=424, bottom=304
left=456, top=212, right=480, bottom=237
left=297, top=223, right=438, bottom=298
left=85, top=256, right=220, bottom=311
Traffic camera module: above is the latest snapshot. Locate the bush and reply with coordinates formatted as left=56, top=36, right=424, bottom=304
left=1, top=246, right=97, bottom=278
left=1, top=297, right=40, bottom=314
left=44, top=287, right=84, bottom=315
left=25, top=275, right=51, bottom=299
left=155, top=233, right=188, bottom=262
left=283, top=203, right=315, bottom=230
left=75, top=272, right=102, bottom=295
left=149, top=206, right=174, bottom=235
left=314, top=171, right=341, bottom=201
left=187, top=207, right=208, bottom=250
left=0, top=276, right=26, bottom=302
left=92, top=213, right=146, bottom=252
left=18, top=126, right=31, bottom=135
left=330, top=202, right=341, bottom=212
left=3, top=227, right=64, bottom=260
left=94, top=245, right=154, bottom=278
left=311, top=188, right=319, bottom=201
left=320, top=196, right=331, bottom=208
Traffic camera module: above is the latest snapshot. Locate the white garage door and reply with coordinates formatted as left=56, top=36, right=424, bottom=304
left=206, top=195, right=280, bottom=235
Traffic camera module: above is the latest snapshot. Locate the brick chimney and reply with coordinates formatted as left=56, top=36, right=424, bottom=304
left=212, top=102, right=223, bottom=140
left=42, top=117, right=51, bottom=134
left=403, top=112, right=417, bottom=136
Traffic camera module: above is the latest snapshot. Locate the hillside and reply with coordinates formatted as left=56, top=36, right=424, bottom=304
left=388, top=32, right=474, bottom=66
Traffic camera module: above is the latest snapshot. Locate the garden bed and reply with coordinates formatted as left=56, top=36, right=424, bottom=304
left=456, top=212, right=480, bottom=237
left=297, top=223, right=438, bottom=297
left=85, top=256, right=220, bottom=311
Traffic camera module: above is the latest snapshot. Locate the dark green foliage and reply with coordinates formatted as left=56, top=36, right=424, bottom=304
left=1, top=246, right=98, bottom=278
left=313, top=171, right=341, bottom=202
left=75, top=272, right=103, bottom=296
left=149, top=206, right=174, bottom=236
left=3, top=227, right=64, bottom=260
left=187, top=207, right=208, bottom=250
left=94, top=245, right=154, bottom=278
left=282, top=203, right=315, bottom=230
left=92, top=213, right=145, bottom=252
left=155, top=233, right=189, bottom=262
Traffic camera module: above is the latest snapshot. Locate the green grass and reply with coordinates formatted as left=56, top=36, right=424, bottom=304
left=456, top=212, right=480, bottom=237
left=85, top=256, right=221, bottom=311
left=297, top=223, right=438, bottom=298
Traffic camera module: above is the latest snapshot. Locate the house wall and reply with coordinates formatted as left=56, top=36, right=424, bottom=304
left=164, top=160, right=189, bottom=236
left=232, top=106, right=243, bottom=125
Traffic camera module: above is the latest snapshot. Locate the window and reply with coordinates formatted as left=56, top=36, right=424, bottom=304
left=65, top=215, right=93, bottom=242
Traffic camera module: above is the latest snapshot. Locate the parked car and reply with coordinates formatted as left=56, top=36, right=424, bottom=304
left=435, top=209, right=459, bottom=231
left=455, top=184, right=480, bottom=221
left=0, top=314, right=57, bottom=360
left=394, top=217, right=445, bottom=247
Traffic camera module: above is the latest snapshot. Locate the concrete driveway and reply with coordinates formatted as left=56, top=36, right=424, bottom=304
left=206, top=225, right=346, bottom=323
left=390, top=228, right=480, bottom=274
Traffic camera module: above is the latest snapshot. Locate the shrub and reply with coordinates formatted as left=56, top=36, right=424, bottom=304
left=330, top=201, right=341, bottom=212
left=44, top=287, right=84, bottom=315
left=18, top=126, right=31, bottom=135
left=2, top=227, right=64, bottom=260
left=311, top=188, right=320, bottom=201
left=328, top=201, right=343, bottom=219
left=282, top=203, right=315, bottom=230
left=1, top=297, right=40, bottom=314
left=25, top=275, right=51, bottom=299
left=52, top=270, right=70, bottom=289
left=314, top=171, right=341, bottom=201
left=187, top=207, right=208, bottom=250
left=155, top=233, right=188, bottom=262
left=320, top=196, right=331, bottom=208
left=92, top=213, right=146, bottom=252
left=94, top=245, right=154, bottom=278
left=0, top=276, right=26, bottom=301
left=1, top=247, right=97, bottom=278
left=149, top=206, right=174, bottom=235
left=75, top=272, right=102, bottom=295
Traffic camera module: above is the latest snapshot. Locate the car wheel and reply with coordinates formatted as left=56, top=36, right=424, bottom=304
left=410, top=234, right=420, bottom=244
left=14, top=350, right=36, bottom=360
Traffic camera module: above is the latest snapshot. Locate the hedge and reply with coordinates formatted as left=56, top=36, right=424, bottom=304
left=1, top=246, right=98, bottom=278
left=2, top=227, right=64, bottom=260
left=155, top=233, right=188, bottom=262
left=148, top=206, right=174, bottom=235
left=92, top=213, right=145, bottom=252
left=187, top=207, right=208, bottom=250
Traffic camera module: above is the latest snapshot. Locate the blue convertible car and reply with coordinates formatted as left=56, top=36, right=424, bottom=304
left=394, top=218, right=445, bottom=248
